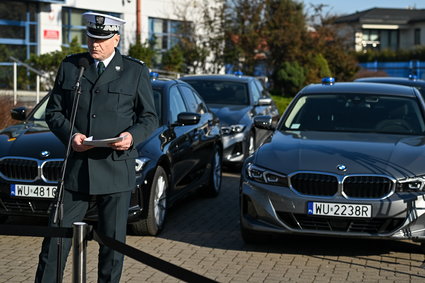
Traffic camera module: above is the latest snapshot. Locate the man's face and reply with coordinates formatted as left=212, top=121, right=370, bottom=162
left=87, top=34, right=120, bottom=61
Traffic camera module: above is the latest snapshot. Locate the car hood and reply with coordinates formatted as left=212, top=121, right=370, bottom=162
left=253, top=131, right=425, bottom=179
left=0, top=122, right=65, bottom=159
left=208, top=104, right=251, bottom=126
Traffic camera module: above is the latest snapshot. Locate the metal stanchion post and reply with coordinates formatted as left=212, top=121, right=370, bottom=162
left=72, top=222, right=88, bottom=283
left=13, top=62, right=17, bottom=105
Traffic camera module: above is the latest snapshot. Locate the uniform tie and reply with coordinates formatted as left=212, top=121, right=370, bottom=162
left=97, top=61, right=105, bottom=76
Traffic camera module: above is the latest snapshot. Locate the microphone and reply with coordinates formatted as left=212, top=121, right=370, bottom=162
left=75, top=57, right=90, bottom=88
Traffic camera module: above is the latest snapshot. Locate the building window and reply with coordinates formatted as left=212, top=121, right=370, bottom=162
left=0, top=0, right=38, bottom=61
left=415, top=28, right=421, bottom=45
left=62, top=8, right=121, bottom=48
left=361, top=29, right=399, bottom=51
left=148, top=17, right=185, bottom=51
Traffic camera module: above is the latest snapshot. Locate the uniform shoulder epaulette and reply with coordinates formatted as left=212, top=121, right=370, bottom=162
left=123, top=55, right=145, bottom=65
left=66, top=52, right=87, bottom=58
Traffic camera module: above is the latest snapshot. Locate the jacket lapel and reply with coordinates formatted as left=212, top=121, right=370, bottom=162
left=83, top=60, right=98, bottom=85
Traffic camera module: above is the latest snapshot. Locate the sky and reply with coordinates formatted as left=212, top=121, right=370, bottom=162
left=302, top=0, right=425, bottom=16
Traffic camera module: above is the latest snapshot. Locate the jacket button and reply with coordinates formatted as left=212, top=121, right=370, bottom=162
left=92, top=114, right=96, bottom=118
left=95, top=89, right=100, bottom=93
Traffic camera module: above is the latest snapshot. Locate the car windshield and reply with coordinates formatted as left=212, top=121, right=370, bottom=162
left=184, top=80, right=249, bottom=105
left=282, top=94, right=425, bottom=135
left=27, top=90, right=163, bottom=125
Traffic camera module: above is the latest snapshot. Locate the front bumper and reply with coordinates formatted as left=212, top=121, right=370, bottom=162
left=222, top=132, right=247, bottom=163
left=240, top=178, right=425, bottom=241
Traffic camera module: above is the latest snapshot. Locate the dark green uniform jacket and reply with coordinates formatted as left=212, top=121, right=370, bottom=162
left=45, top=49, right=158, bottom=195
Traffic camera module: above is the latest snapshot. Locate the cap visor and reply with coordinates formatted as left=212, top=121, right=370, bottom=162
left=86, top=30, right=115, bottom=39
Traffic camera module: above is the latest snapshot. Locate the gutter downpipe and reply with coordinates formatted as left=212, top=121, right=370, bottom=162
left=137, top=0, right=141, bottom=41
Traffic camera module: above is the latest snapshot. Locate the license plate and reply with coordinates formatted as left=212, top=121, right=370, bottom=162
left=307, top=202, right=371, bottom=218
left=10, top=184, right=57, bottom=199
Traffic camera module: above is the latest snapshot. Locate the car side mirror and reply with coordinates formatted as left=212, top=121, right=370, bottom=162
left=11, top=106, right=27, bottom=121
left=258, top=97, right=272, bottom=106
left=177, top=112, right=201, bottom=126
left=254, top=115, right=274, bottom=130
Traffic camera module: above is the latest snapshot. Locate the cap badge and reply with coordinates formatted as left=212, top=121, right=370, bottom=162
left=95, top=16, right=105, bottom=26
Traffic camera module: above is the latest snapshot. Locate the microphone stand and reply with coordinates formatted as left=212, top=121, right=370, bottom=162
left=53, top=66, right=85, bottom=283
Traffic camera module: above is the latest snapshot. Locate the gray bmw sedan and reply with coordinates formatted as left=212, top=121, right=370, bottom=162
left=240, top=80, right=425, bottom=251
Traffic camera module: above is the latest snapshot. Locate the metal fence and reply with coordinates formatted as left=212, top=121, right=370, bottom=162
left=359, top=60, right=425, bottom=79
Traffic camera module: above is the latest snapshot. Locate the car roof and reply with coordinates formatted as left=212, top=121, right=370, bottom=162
left=151, top=78, right=186, bottom=88
left=355, top=77, right=425, bottom=86
left=180, top=74, right=254, bottom=83
left=300, top=82, right=419, bottom=98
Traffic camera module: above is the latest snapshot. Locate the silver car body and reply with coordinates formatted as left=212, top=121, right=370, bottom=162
left=240, top=82, right=425, bottom=244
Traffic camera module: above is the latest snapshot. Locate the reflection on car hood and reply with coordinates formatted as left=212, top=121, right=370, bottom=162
left=208, top=104, right=251, bottom=125
left=0, top=122, right=65, bottom=159
left=254, top=131, right=425, bottom=179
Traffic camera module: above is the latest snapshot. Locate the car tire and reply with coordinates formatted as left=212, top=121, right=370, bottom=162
left=131, top=166, right=168, bottom=236
left=201, top=145, right=222, bottom=197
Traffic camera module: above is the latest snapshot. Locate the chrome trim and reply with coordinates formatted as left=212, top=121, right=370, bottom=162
left=0, top=156, right=63, bottom=184
left=287, top=170, right=396, bottom=200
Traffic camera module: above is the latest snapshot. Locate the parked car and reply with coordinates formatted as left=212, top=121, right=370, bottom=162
left=0, top=78, right=222, bottom=236
left=355, top=75, right=425, bottom=98
left=180, top=74, right=279, bottom=167
left=240, top=79, right=425, bottom=250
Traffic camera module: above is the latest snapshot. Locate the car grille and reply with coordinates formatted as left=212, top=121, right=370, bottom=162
left=0, top=197, right=52, bottom=216
left=277, top=212, right=404, bottom=234
left=290, top=173, right=338, bottom=196
left=290, top=173, right=393, bottom=199
left=343, top=176, right=392, bottom=198
left=0, top=157, right=63, bottom=183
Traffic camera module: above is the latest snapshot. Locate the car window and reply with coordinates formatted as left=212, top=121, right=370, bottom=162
left=179, top=85, right=199, bottom=113
left=169, top=85, right=187, bottom=124
left=250, top=80, right=261, bottom=104
left=185, top=80, right=249, bottom=105
left=283, top=94, right=425, bottom=135
left=191, top=89, right=208, bottom=114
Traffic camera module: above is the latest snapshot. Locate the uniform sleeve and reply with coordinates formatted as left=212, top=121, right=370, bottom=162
left=126, top=65, right=158, bottom=144
left=45, top=60, right=81, bottom=145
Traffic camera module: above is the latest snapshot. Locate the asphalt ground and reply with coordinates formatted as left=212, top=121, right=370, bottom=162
left=1, top=171, right=425, bottom=282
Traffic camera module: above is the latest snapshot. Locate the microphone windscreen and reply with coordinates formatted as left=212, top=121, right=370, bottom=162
left=78, top=57, right=90, bottom=69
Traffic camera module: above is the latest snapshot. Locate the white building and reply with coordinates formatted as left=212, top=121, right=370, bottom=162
left=1, top=0, right=219, bottom=69
left=334, top=8, right=425, bottom=52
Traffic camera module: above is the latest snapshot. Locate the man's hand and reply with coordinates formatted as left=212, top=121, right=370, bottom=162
left=110, top=132, right=133, bottom=151
left=72, top=133, right=94, bottom=152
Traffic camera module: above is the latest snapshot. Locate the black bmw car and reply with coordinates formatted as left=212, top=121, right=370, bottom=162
left=180, top=74, right=279, bottom=167
left=240, top=80, right=425, bottom=250
left=0, top=78, right=222, bottom=236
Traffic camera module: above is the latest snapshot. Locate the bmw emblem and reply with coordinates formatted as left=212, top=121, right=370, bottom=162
left=40, top=150, right=50, bottom=158
left=337, top=164, right=347, bottom=172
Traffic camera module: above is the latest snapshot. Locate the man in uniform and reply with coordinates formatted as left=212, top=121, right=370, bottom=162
left=34, top=12, right=158, bottom=283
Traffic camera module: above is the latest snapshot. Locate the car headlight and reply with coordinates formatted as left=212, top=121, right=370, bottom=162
left=221, top=124, right=245, bottom=135
left=396, top=176, right=425, bottom=192
left=246, top=163, right=288, bottom=186
left=135, top=157, right=150, bottom=173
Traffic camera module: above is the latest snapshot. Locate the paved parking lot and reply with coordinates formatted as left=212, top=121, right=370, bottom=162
left=1, top=172, right=425, bottom=282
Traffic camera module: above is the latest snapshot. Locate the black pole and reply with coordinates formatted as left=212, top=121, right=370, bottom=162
left=53, top=58, right=88, bottom=283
